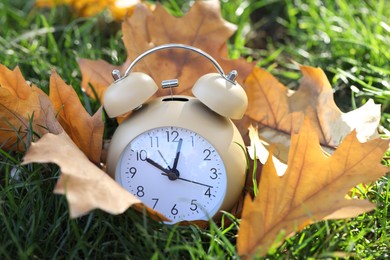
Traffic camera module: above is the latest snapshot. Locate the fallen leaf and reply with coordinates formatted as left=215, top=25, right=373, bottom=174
left=35, top=0, right=154, bottom=20
left=49, top=71, right=104, bottom=164
left=22, top=131, right=166, bottom=220
left=79, top=1, right=253, bottom=102
left=237, top=119, right=389, bottom=258
left=0, top=65, right=62, bottom=151
left=243, top=66, right=381, bottom=153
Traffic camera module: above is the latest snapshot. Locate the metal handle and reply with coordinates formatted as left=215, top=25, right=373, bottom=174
left=120, top=43, right=237, bottom=84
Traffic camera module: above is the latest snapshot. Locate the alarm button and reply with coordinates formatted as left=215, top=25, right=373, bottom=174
left=103, top=72, right=158, bottom=118
left=192, top=73, right=248, bottom=120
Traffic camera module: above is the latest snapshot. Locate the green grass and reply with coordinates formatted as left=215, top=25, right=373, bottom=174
left=1, top=0, right=389, bottom=259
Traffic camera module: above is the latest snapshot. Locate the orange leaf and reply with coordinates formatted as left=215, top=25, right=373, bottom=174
left=0, top=65, right=62, bottom=150
left=237, top=119, right=389, bottom=258
left=22, top=131, right=166, bottom=220
left=49, top=71, right=104, bottom=164
left=79, top=1, right=253, bottom=102
left=244, top=66, right=380, bottom=149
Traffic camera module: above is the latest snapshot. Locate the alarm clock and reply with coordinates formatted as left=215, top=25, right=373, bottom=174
left=103, top=44, right=247, bottom=224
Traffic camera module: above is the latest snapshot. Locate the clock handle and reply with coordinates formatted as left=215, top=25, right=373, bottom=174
left=103, top=43, right=247, bottom=119
left=122, top=43, right=238, bottom=85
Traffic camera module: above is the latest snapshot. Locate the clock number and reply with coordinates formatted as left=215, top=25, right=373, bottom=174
left=166, top=130, right=179, bottom=142
left=151, top=198, right=159, bottom=209
left=129, top=167, right=137, bottom=178
left=136, top=186, right=145, bottom=197
left=136, top=150, right=147, bottom=161
left=149, top=136, right=159, bottom=147
left=203, top=149, right=211, bottom=161
left=210, top=168, right=218, bottom=179
left=190, top=136, right=195, bottom=147
left=204, top=187, right=211, bottom=198
left=171, top=204, right=178, bottom=215
left=190, top=199, right=198, bottom=211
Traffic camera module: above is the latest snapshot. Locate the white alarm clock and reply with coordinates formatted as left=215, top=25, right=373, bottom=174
left=103, top=44, right=247, bottom=224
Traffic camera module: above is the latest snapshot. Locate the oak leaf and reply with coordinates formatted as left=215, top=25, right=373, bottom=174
left=237, top=119, right=389, bottom=258
left=0, top=65, right=62, bottom=151
left=49, top=71, right=104, bottom=164
left=79, top=1, right=253, bottom=102
left=22, top=130, right=166, bottom=220
left=243, top=66, right=380, bottom=155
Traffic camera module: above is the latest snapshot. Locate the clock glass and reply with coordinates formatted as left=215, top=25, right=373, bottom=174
left=116, top=126, right=227, bottom=223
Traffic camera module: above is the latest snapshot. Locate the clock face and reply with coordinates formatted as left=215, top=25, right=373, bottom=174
left=116, top=126, right=227, bottom=223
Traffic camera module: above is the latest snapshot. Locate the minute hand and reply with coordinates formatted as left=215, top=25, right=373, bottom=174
left=161, top=173, right=213, bottom=188
left=172, top=138, right=183, bottom=170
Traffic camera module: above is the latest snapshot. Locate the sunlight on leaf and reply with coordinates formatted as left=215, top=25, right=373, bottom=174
left=247, top=125, right=287, bottom=176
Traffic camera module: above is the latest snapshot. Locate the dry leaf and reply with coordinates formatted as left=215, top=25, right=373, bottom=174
left=243, top=66, right=380, bottom=152
left=79, top=1, right=254, bottom=102
left=22, top=131, right=166, bottom=220
left=35, top=0, right=154, bottom=20
left=0, top=65, right=62, bottom=150
left=237, top=119, right=389, bottom=258
left=49, top=71, right=104, bottom=164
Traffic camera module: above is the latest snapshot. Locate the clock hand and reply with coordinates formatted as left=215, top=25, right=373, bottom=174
left=157, top=149, right=180, bottom=178
left=161, top=173, right=213, bottom=188
left=145, top=158, right=170, bottom=173
left=146, top=158, right=179, bottom=180
left=158, top=150, right=171, bottom=169
left=171, top=138, right=183, bottom=171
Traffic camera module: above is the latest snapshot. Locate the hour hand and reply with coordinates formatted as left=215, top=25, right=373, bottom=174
left=146, top=158, right=169, bottom=173
left=146, top=158, right=178, bottom=180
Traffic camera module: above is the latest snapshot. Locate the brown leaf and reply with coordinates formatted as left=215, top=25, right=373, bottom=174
left=78, top=59, right=123, bottom=102
left=22, top=131, right=166, bottom=220
left=0, top=65, right=62, bottom=150
left=49, top=71, right=104, bottom=164
left=237, top=119, right=389, bottom=258
left=79, top=1, right=253, bottom=102
left=243, top=66, right=380, bottom=150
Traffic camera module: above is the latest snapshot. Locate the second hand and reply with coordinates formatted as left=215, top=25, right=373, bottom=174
left=158, top=150, right=171, bottom=169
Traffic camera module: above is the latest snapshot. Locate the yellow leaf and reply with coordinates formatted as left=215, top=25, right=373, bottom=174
left=237, top=119, right=389, bottom=258
left=35, top=0, right=154, bottom=20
